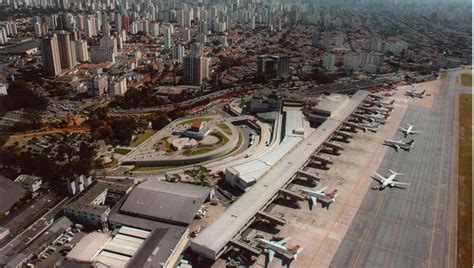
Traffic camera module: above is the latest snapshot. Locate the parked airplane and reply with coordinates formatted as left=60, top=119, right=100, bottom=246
left=257, top=237, right=303, bottom=265
left=383, top=139, right=414, bottom=152
left=373, top=106, right=391, bottom=113
left=301, top=186, right=338, bottom=210
left=367, top=113, right=387, bottom=122
left=375, top=99, right=395, bottom=106
left=371, top=169, right=410, bottom=190
left=406, top=89, right=426, bottom=98
left=359, top=122, right=380, bottom=133
left=398, top=123, right=421, bottom=137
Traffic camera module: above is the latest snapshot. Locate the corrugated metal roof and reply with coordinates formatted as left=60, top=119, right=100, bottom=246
left=120, top=180, right=210, bottom=225
left=118, top=226, right=150, bottom=239
left=66, top=232, right=111, bottom=262
left=0, top=175, right=26, bottom=214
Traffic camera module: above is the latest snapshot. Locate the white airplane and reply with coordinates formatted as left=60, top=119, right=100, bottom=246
left=301, top=186, right=338, bottom=210
left=373, top=106, right=391, bottom=113
left=359, top=122, right=380, bottom=133
left=257, top=237, right=303, bottom=265
left=383, top=139, right=414, bottom=152
left=367, top=113, right=387, bottom=122
left=371, top=169, right=410, bottom=190
left=375, top=99, right=395, bottom=106
left=406, top=89, right=426, bottom=98
left=398, top=123, right=421, bottom=137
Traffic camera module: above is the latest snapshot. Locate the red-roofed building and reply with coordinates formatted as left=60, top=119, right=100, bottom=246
left=191, top=120, right=203, bottom=131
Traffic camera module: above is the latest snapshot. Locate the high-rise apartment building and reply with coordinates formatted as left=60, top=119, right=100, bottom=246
left=172, top=44, right=184, bottom=62
left=75, top=39, right=89, bottom=62
left=184, top=55, right=209, bottom=86
left=323, top=53, right=335, bottom=71
left=163, top=26, right=171, bottom=49
left=57, top=30, right=74, bottom=69
left=41, top=34, right=62, bottom=76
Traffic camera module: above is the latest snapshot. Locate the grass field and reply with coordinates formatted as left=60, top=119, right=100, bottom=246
left=129, top=130, right=157, bottom=147
left=103, top=157, right=118, bottom=168
left=217, top=123, right=232, bottom=135
left=115, top=148, right=132, bottom=155
left=184, top=146, right=215, bottom=156
left=178, top=117, right=211, bottom=126
left=460, top=73, right=473, bottom=87
left=457, top=93, right=472, bottom=268
left=212, top=131, right=229, bottom=145
left=132, top=165, right=183, bottom=171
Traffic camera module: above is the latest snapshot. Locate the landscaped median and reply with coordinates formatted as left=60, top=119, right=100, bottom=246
left=457, top=93, right=472, bottom=268
left=460, top=73, right=472, bottom=87
left=129, top=130, right=157, bottom=147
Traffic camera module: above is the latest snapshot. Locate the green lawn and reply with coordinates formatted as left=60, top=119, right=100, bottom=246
left=460, top=73, right=472, bottom=87
left=129, top=130, right=157, bottom=147
left=160, top=137, right=171, bottom=148
left=104, top=157, right=118, bottom=168
left=217, top=123, right=232, bottom=135
left=178, top=117, right=211, bottom=126
left=457, top=93, right=472, bottom=268
left=184, top=146, right=215, bottom=156
left=115, top=148, right=132, bottom=155
left=212, top=131, right=229, bottom=145
left=132, top=165, right=183, bottom=171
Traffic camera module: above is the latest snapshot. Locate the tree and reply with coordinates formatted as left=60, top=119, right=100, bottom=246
left=6, top=80, right=48, bottom=111
left=110, top=117, right=138, bottom=145
left=151, top=114, right=171, bottom=130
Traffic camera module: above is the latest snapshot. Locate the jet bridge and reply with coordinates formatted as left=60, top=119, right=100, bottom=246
left=256, top=211, right=286, bottom=226
left=279, top=188, right=305, bottom=201
left=351, top=113, right=374, bottom=123
left=230, top=239, right=262, bottom=256
left=322, top=141, right=344, bottom=155
left=310, top=155, right=333, bottom=167
left=296, top=170, right=322, bottom=182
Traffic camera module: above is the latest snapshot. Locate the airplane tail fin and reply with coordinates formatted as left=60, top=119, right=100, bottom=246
left=407, top=139, right=415, bottom=146
left=421, top=90, right=426, bottom=95
left=291, top=246, right=303, bottom=259
left=389, top=169, right=403, bottom=176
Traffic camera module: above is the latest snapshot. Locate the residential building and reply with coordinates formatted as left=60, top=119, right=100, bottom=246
left=184, top=55, right=209, bottom=86
left=90, top=46, right=115, bottom=63
left=41, top=34, right=62, bottom=76
left=323, top=53, right=335, bottom=71
left=57, top=30, right=74, bottom=69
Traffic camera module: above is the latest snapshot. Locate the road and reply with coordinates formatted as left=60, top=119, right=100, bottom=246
left=330, top=70, right=470, bottom=267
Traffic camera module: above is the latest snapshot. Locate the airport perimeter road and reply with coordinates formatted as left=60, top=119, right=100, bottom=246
left=330, top=70, right=471, bottom=267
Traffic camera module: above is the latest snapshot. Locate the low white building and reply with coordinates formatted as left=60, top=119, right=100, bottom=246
left=15, top=174, right=42, bottom=192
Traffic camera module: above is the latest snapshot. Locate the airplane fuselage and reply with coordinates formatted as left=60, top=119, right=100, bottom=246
left=257, top=239, right=296, bottom=258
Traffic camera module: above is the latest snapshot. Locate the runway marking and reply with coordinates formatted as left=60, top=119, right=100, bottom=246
left=428, top=73, right=454, bottom=267
left=343, top=236, right=426, bottom=263
left=351, top=207, right=442, bottom=234
left=307, top=119, right=404, bottom=267
left=381, top=109, right=435, bottom=267
left=352, top=151, right=403, bottom=267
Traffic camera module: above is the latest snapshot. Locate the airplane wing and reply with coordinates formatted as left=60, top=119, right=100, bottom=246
left=318, top=186, right=328, bottom=194
left=310, top=196, right=317, bottom=205
left=275, top=237, right=290, bottom=245
left=393, top=145, right=399, bottom=152
left=398, top=127, right=407, bottom=132
left=317, top=195, right=333, bottom=204
left=268, top=249, right=275, bottom=264
left=410, top=130, right=421, bottom=134
left=392, top=181, right=410, bottom=186
left=373, top=172, right=386, bottom=183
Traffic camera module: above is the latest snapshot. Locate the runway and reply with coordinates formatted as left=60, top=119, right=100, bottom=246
left=330, top=70, right=470, bottom=267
